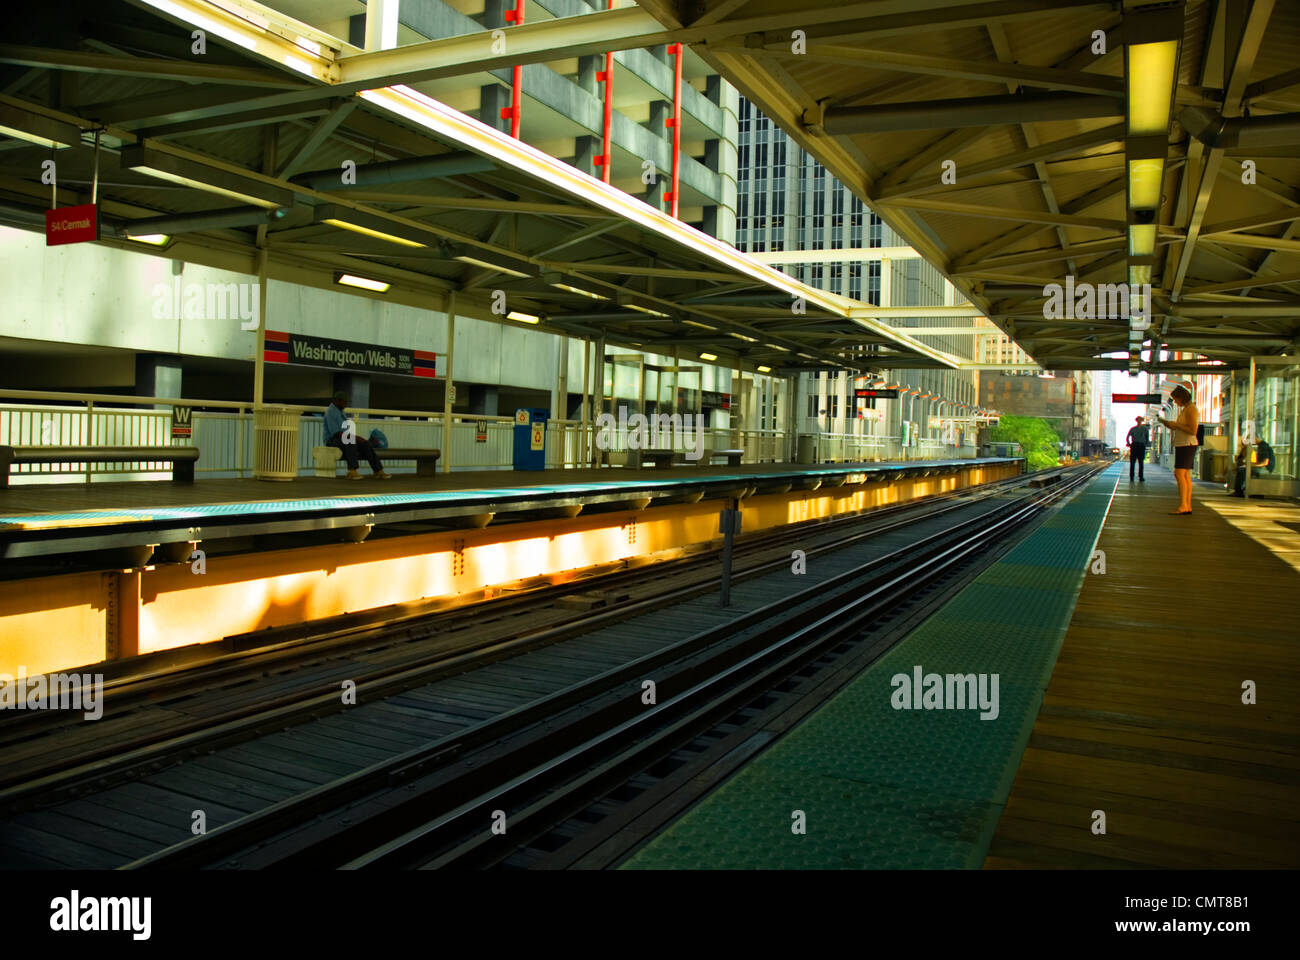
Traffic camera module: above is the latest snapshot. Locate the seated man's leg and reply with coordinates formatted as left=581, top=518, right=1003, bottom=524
left=1234, top=465, right=1246, bottom=495
left=356, top=437, right=384, bottom=473
left=328, top=436, right=360, bottom=471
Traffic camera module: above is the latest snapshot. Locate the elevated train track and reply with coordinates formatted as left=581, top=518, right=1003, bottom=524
left=0, top=462, right=1104, bottom=870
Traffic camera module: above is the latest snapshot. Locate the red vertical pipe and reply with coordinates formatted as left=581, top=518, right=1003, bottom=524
left=503, top=1, right=526, bottom=138
left=665, top=42, right=682, bottom=218
left=594, top=1, right=614, bottom=183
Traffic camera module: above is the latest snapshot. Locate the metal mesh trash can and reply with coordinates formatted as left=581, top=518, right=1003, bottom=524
left=254, top=407, right=299, bottom=481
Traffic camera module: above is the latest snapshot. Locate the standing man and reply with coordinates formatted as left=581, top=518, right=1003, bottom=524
left=324, top=392, right=392, bottom=480
left=1125, top=415, right=1149, bottom=482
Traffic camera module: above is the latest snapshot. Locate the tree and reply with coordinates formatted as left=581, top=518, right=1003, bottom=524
left=989, top=415, right=1062, bottom=471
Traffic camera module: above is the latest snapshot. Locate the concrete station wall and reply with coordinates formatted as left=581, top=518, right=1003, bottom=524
left=0, top=226, right=736, bottom=417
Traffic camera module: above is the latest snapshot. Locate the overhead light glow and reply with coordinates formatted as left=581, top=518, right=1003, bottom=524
left=1128, top=158, right=1164, bottom=210
left=0, top=103, right=80, bottom=150
left=728, top=332, right=758, bottom=342
left=765, top=343, right=790, bottom=351
left=1128, top=224, right=1157, bottom=257
left=1129, top=264, right=1153, bottom=286
left=323, top=218, right=427, bottom=248
left=1127, top=41, right=1178, bottom=137
left=757, top=365, right=772, bottom=373
left=122, top=145, right=292, bottom=209
left=699, top=352, right=718, bottom=361
left=551, top=283, right=607, bottom=300
left=507, top=311, right=540, bottom=324
left=127, top=233, right=170, bottom=246
left=682, top=320, right=717, bottom=330
left=336, top=273, right=391, bottom=293
left=625, top=303, right=671, bottom=317
left=455, top=255, right=530, bottom=277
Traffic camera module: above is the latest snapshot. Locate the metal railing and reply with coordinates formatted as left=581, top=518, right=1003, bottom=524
left=0, top=388, right=978, bottom=486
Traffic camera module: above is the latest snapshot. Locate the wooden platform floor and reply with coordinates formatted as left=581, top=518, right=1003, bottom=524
left=0, top=458, right=984, bottom=519
left=985, top=465, right=1300, bottom=868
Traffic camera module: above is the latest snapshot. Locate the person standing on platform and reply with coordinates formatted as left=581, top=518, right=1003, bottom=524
left=1157, top=383, right=1199, bottom=515
left=324, top=392, right=392, bottom=481
left=1125, top=416, right=1149, bottom=482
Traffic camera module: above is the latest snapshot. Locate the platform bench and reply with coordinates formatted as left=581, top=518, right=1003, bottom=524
left=313, top=445, right=441, bottom=477
left=639, top=448, right=679, bottom=469
left=0, top=445, right=199, bottom=487
left=703, top=448, right=744, bottom=466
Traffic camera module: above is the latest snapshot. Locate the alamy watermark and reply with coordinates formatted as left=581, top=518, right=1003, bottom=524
left=1043, top=277, right=1151, bottom=329
left=151, top=278, right=259, bottom=330
left=890, top=665, right=999, bottom=720
left=594, top=405, right=707, bottom=460
left=0, top=667, right=103, bottom=720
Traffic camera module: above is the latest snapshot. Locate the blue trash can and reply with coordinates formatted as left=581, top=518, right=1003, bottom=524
left=513, top=407, right=549, bottom=470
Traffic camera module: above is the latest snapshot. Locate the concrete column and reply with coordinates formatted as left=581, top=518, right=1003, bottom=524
left=469, top=385, right=499, bottom=416
left=333, top=373, right=370, bottom=411
left=574, top=135, right=600, bottom=177
left=577, top=55, right=600, bottom=96
left=644, top=100, right=672, bottom=210
left=135, top=354, right=181, bottom=409
left=553, top=335, right=569, bottom=419
left=705, top=75, right=739, bottom=245
left=480, top=84, right=513, bottom=134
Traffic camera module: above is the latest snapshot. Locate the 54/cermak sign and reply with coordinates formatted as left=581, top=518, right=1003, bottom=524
left=264, top=330, right=435, bottom=378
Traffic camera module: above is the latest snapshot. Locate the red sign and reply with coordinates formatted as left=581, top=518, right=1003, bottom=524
left=1112, top=393, right=1161, bottom=404
left=45, top=203, right=99, bottom=246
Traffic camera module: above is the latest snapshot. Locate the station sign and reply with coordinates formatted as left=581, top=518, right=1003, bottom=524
left=677, top=388, right=732, bottom=409
left=854, top=388, right=898, bottom=399
left=263, top=330, right=435, bottom=378
left=171, top=406, right=192, bottom=440
left=45, top=203, right=99, bottom=246
left=475, top=420, right=488, bottom=443
left=1112, top=393, right=1161, bottom=403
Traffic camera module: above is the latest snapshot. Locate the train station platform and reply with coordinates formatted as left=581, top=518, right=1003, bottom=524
left=622, top=463, right=1300, bottom=869
left=0, top=458, right=1020, bottom=678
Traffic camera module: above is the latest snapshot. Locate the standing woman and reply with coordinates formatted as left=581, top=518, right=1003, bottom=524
left=1158, top=383, right=1199, bottom=515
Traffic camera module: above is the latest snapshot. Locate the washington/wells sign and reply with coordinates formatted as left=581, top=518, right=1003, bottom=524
left=263, top=330, right=436, bottom=378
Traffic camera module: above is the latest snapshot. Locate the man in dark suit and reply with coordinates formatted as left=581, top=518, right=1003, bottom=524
left=1125, top=416, right=1149, bottom=482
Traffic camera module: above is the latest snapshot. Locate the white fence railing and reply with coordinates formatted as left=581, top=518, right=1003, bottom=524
left=0, top=390, right=981, bottom=486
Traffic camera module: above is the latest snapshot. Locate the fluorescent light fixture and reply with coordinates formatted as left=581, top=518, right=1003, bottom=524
left=315, top=203, right=426, bottom=248
left=0, top=102, right=80, bottom=149
left=456, top=255, right=530, bottom=277
left=757, top=365, right=772, bottom=373
left=128, top=233, right=170, bottom=246
left=1128, top=224, right=1157, bottom=257
left=797, top=353, right=816, bottom=359
left=1127, top=41, right=1178, bottom=137
left=324, top=217, right=426, bottom=248
left=728, top=332, right=758, bottom=342
left=551, top=283, right=607, bottom=300
left=1129, top=264, right=1152, bottom=286
left=1128, top=158, right=1164, bottom=210
left=336, top=272, right=391, bottom=293
left=765, top=343, right=790, bottom=351
left=507, top=310, right=540, bottom=324
left=121, top=144, right=292, bottom=209
left=625, top=303, right=671, bottom=317
left=682, top=320, right=717, bottom=330
left=699, top=352, right=718, bottom=361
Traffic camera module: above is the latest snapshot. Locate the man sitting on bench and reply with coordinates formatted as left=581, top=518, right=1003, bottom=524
left=324, top=392, right=392, bottom=480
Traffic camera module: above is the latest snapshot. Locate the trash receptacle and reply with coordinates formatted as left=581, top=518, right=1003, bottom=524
left=254, top=407, right=300, bottom=480
left=796, top=434, right=816, bottom=464
left=513, top=408, right=549, bottom=471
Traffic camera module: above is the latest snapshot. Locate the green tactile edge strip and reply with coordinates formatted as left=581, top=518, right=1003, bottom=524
left=622, top=465, right=1121, bottom=870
